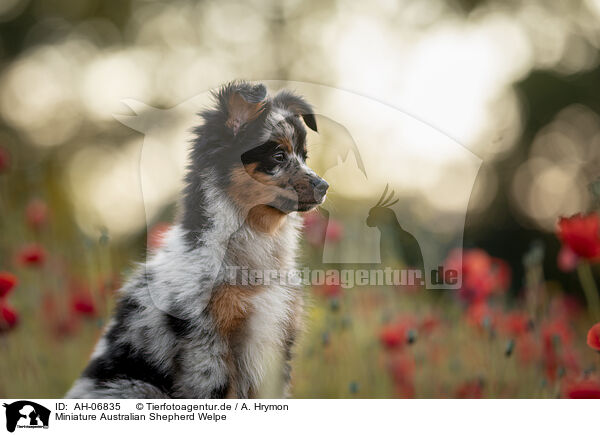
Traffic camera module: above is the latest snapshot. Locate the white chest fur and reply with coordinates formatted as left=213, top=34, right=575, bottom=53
left=228, top=215, right=302, bottom=394
left=241, top=282, right=297, bottom=392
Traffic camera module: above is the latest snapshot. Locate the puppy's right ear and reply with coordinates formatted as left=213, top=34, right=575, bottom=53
left=216, top=82, right=268, bottom=136
left=272, top=89, right=318, bottom=132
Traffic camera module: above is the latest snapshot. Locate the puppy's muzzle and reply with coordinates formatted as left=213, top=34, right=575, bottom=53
left=311, top=177, right=329, bottom=204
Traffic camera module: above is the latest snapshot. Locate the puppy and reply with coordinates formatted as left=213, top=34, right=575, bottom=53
left=66, top=81, right=328, bottom=398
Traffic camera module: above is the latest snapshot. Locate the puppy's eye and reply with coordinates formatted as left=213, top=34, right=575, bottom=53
left=272, top=151, right=286, bottom=163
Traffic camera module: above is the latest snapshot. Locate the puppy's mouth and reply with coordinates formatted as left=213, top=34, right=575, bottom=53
left=297, top=194, right=326, bottom=212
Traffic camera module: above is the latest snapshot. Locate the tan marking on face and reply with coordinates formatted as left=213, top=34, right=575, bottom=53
left=276, top=135, right=293, bottom=154
left=226, top=93, right=265, bottom=135
left=242, top=162, right=279, bottom=185
left=228, top=164, right=296, bottom=217
left=229, top=165, right=277, bottom=210
left=271, top=119, right=296, bottom=154
left=229, top=165, right=288, bottom=232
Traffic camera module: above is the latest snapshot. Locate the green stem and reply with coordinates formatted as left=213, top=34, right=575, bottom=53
left=577, top=262, right=600, bottom=321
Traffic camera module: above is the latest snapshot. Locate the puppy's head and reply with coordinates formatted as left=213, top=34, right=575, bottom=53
left=201, top=81, right=328, bottom=217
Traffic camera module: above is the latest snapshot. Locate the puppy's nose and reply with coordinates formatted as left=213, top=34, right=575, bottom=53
left=314, top=179, right=329, bottom=197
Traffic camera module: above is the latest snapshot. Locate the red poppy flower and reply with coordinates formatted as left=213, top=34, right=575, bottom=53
left=147, top=222, right=171, bottom=249
left=389, top=354, right=416, bottom=379
left=0, top=272, right=18, bottom=299
left=445, top=249, right=511, bottom=304
left=325, top=219, right=343, bottom=242
left=455, top=379, right=484, bottom=399
left=587, top=322, right=600, bottom=352
left=541, top=318, right=573, bottom=349
left=563, top=379, right=600, bottom=399
left=379, top=317, right=417, bottom=350
left=501, top=311, right=531, bottom=337
left=394, top=382, right=415, bottom=399
left=0, top=304, right=19, bottom=333
left=302, top=211, right=327, bottom=247
left=380, top=325, right=404, bottom=349
left=0, top=147, right=10, bottom=172
left=466, top=302, right=498, bottom=330
left=388, top=354, right=416, bottom=398
left=71, top=293, right=97, bottom=317
left=557, top=245, right=578, bottom=272
left=549, top=295, right=583, bottom=321
left=445, top=249, right=492, bottom=303
left=516, top=334, right=540, bottom=365
left=25, top=198, right=48, bottom=230
left=18, top=244, right=46, bottom=266
left=543, top=349, right=559, bottom=381
left=557, top=213, right=600, bottom=260
left=316, top=283, right=342, bottom=299
left=541, top=319, right=577, bottom=381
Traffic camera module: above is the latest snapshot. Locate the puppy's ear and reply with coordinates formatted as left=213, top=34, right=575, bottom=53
left=273, top=90, right=318, bottom=132
left=217, top=81, right=268, bottom=135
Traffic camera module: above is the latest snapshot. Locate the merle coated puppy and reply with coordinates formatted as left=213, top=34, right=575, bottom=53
left=66, top=81, right=328, bottom=398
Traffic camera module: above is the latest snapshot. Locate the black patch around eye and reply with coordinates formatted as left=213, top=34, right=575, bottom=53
left=241, top=140, right=283, bottom=172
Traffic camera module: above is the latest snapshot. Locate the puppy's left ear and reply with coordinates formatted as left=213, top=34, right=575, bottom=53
left=218, top=81, right=268, bottom=136
left=273, top=90, right=318, bottom=132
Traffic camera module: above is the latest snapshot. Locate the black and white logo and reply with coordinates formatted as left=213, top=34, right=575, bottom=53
left=3, top=401, right=50, bottom=433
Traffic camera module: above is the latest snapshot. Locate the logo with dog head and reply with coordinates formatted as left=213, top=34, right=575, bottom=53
left=3, top=401, right=50, bottom=433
